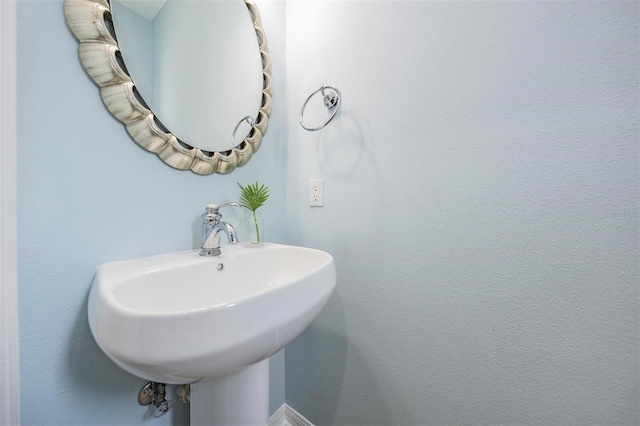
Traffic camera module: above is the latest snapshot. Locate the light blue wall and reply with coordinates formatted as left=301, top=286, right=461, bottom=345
left=17, top=1, right=640, bottom=425
left=284, top=1, right=639, bottom=424
left=17, top=0, right=285, bottom=424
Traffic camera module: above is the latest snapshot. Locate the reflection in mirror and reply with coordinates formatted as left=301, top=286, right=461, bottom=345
left=111, top=0, right=264, bottom=152
left=63, top=0, right=272, bottom=175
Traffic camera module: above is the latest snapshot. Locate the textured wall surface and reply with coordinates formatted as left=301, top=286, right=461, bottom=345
left=16, top=1, right=639, bottom=424
left=284, top=1, right=639, bottom=425
left=17, top=1, right=285, bottom=424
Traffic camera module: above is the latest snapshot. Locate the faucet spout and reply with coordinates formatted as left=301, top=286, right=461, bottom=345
left=199, top=203, right=239, bottom=256
left=200, top=222, right=237, bottom=256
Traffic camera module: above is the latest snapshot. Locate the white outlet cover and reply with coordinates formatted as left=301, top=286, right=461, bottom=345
left=310, top=179, right=324, bottom=207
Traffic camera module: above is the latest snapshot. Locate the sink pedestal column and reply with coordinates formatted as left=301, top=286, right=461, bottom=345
left=190, top=359, right=269, bottom=426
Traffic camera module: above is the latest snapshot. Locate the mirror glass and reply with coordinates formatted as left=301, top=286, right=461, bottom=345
left=111, top=0, right=264, bottom=152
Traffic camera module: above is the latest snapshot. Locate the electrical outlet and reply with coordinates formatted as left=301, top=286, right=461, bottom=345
left=309, top=179, right=324, bottom=207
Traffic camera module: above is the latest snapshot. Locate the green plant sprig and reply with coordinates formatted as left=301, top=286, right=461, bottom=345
left=237, top=181, right=269, bottom=212
left=238, top=182, right=269, bottom=244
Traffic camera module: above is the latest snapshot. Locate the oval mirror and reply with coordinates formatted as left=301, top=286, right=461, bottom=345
left=63, top=0, right=273, bottom=175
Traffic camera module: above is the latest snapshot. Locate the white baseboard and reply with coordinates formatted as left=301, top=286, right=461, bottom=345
left=269, top=404, right=314, bottom=426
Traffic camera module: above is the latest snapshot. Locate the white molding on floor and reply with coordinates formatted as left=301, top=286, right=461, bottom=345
left=269, top=404, right=314, bottom=426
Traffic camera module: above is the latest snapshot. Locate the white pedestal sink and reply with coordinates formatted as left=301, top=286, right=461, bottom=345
left=88, top=243, right=336, bottom=425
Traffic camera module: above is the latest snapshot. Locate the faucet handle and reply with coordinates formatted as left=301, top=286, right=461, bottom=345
left=203, top=203, right=240, bottom=224
left=206, top=202, right=240, bottom=213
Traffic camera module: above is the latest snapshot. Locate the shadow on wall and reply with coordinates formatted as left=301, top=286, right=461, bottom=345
left=65, top=286, right=189, bottom=425
left=286, top=290, right=348, bottom=424
left=287, top=289, right=404, bottom=425
left=315, top=111, right=376, bottom=179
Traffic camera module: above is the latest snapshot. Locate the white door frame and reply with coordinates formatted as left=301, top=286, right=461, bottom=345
left=0, top=0, right=20, bottom=424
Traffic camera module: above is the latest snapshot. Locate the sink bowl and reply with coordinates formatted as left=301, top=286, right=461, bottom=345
left=88, top=243, right=336, bottom=384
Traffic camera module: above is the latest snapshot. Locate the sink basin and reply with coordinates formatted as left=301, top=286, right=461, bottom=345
left=88, top=243, right=336, bottom=384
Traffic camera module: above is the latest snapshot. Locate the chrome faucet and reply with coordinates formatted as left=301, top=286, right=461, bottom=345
left=200, top=203, right=239, bottom=256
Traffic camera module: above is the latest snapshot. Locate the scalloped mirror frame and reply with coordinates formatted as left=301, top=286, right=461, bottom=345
left=64, top=0, right=273, bottom=175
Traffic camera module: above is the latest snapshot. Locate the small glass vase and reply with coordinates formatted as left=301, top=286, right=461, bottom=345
left=241, top=210, right=264, bottom=248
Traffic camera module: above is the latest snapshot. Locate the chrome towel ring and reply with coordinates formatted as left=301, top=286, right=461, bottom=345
left=231, top=115, right=255, bottom=146
left=299, top=85, right=342, bottom=131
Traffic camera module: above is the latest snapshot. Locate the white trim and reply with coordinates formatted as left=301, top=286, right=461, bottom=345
left=0, top=0, right=20, bottom=425
left=269, top=404, right=314, bottom=426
